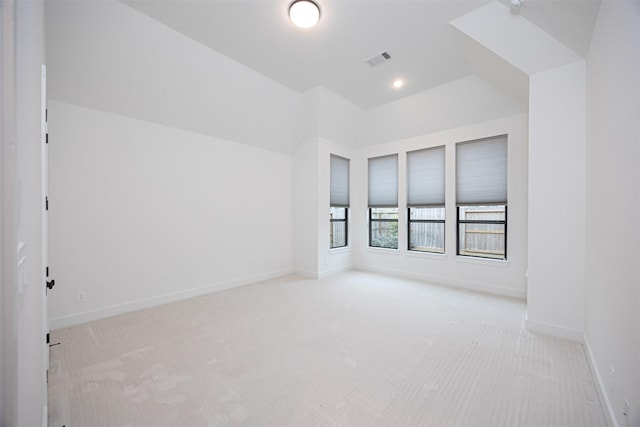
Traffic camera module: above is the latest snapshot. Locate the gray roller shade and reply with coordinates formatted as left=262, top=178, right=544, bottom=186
left=456, top=135, right=508, bottom=205
left=368, top=154, right=398, bottom=207
left=330, top=155, right=350, bottom=207
left=407, top=146, right=445, bottom=207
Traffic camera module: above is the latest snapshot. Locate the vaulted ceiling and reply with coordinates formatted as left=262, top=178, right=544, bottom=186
left=46, top=0, right=602, bottom=154
left=123, top=0, right=601, bottom=110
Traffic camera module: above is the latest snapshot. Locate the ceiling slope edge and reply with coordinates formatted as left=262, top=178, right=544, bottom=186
left=450, top=1, right=583, bottom=77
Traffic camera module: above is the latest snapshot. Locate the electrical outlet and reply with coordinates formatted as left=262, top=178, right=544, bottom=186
left=609, top=366, right=615, bottom=392
left=76, top=291, right=86, bottom=303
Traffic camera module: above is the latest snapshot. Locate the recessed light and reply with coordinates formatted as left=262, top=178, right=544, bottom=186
left=289, top=0, right=320, bottom=29
left=392, top=79, right=405, bottom=89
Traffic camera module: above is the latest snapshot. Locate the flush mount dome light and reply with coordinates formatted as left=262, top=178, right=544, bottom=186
left=289, top=0, right=320, bottom=29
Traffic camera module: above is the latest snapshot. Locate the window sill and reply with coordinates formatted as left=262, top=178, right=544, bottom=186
left=367, top=246, right=400, bottom=255
left=455, top=255, right=510, bottom=267
left=404, top=250, right=447, bottom=261
left=329, top=246, right=351, bottom=255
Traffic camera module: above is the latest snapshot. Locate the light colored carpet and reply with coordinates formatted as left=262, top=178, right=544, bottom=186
left=48, top=271, right=607, bottom=426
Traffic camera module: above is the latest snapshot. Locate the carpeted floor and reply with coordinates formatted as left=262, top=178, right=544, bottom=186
left=48, top=272, right=607, bottom=426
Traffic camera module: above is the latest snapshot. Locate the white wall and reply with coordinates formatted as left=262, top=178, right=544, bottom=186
left=1, top=0, right=48, bottom=425
left=359, top=75, right=526, bottom=148
left=293, top=136, right=356, bottom=279
left=316, top=88, right=363, bottom=149
left=293, top=91, right=320, bottom=146
left=293, top=89, right=359, bottom=278
left=293, top=138, right=319, bottom=277
left=527, top=61, right=586, bottom=340
left=585, top=2, right=640, bottom=426
left=317, top=139, right=355, bottom=277
left=314, top=90, right=359, bottom=277
left=16, top=2, right=48, bottom=423
left=354, top=114, right=528, bottom=298
left=0, top=3, right=19, bottom=423
left=48, top=101, right=293, bottom=328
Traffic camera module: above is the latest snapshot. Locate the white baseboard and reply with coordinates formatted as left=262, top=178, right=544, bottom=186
left=354, top=264, right=527, bottom=299
left=317, top=265, right=351, bottom=279
left=293, top=265, right=352, bottom=280
left=292, top=268, right=318, bottom=279
left=49, top=268, right=293, bottom=329
left=524, top=315, right=584, bottom=342
left=583, top=334, right=618, bottom=427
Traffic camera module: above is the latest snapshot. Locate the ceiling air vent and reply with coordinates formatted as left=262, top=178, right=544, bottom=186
left=364, top=51, right=391, bottom=67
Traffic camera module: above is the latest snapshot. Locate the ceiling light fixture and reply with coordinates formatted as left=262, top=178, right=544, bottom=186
left=510, top=0, right=523, bottom=9
left=289, top=0, right=321, bottom=29
left=392, top=79, right=405, bottom=89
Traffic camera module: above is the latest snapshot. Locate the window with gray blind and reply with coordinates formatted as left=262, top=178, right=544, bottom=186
left=368, top=154, right=398, bottom=208
left=456, top=135, right=507, bottom=205
left=456, top=135, right=508, bottom=260
left=407, top=146, right=445, bottom=207
left=330, top=155, right=349, bottom=248
left=407, top=146, right=446, bottom=253
left=368, top=155, right=398, bottom=249
left=330, top=155, right=349, bottom=208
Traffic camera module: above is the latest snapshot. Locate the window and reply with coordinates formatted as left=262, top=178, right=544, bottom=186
left=368, top=154, right=398, bottom=249
left=370, top=207, right=399, bottom=249
left=330, top=155, right=349, bottom=248
left=409, top=207, right=445, bottom=253
left=458, top=205, right=506, bottom=259
left=407, top=146, right=445, bottom=253
left=456, top=135, right=508, bottom=259
left=330, top=207, right=348, bottom=249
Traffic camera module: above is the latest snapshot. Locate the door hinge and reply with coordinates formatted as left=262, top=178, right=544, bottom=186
left=46, top=197, right=49, bottom=211
left=47, top=333, right=60, bottom=349
left=46, top=266, right=49, bottom=277
left=46, top=133, right=49, bottom=144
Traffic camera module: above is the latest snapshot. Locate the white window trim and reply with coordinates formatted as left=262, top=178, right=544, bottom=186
left=329, top=246, right=351, bottom=255
left=454, top=254, right=511, bottom=267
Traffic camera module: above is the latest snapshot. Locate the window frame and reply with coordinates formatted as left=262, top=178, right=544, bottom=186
left=407, top=206, right=446, bottom=254
left=329, top=207, right=349, bottom=249
left=455, top=135, right=508, bottom=260
left=369, top=207, right=399, bottom=249
left=329, top=154, right=350, bottom=250
left=368, top=154, right=398, bottom=250
left=406, top=146, right=446, bottom=254
left=456, top=205, right=507, bottom=260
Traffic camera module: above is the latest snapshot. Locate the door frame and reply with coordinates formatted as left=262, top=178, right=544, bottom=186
left=40, top=64, right=49, bottom=389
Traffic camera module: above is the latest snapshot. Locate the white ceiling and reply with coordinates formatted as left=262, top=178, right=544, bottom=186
left=122, top=0, right=601, bottom=110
